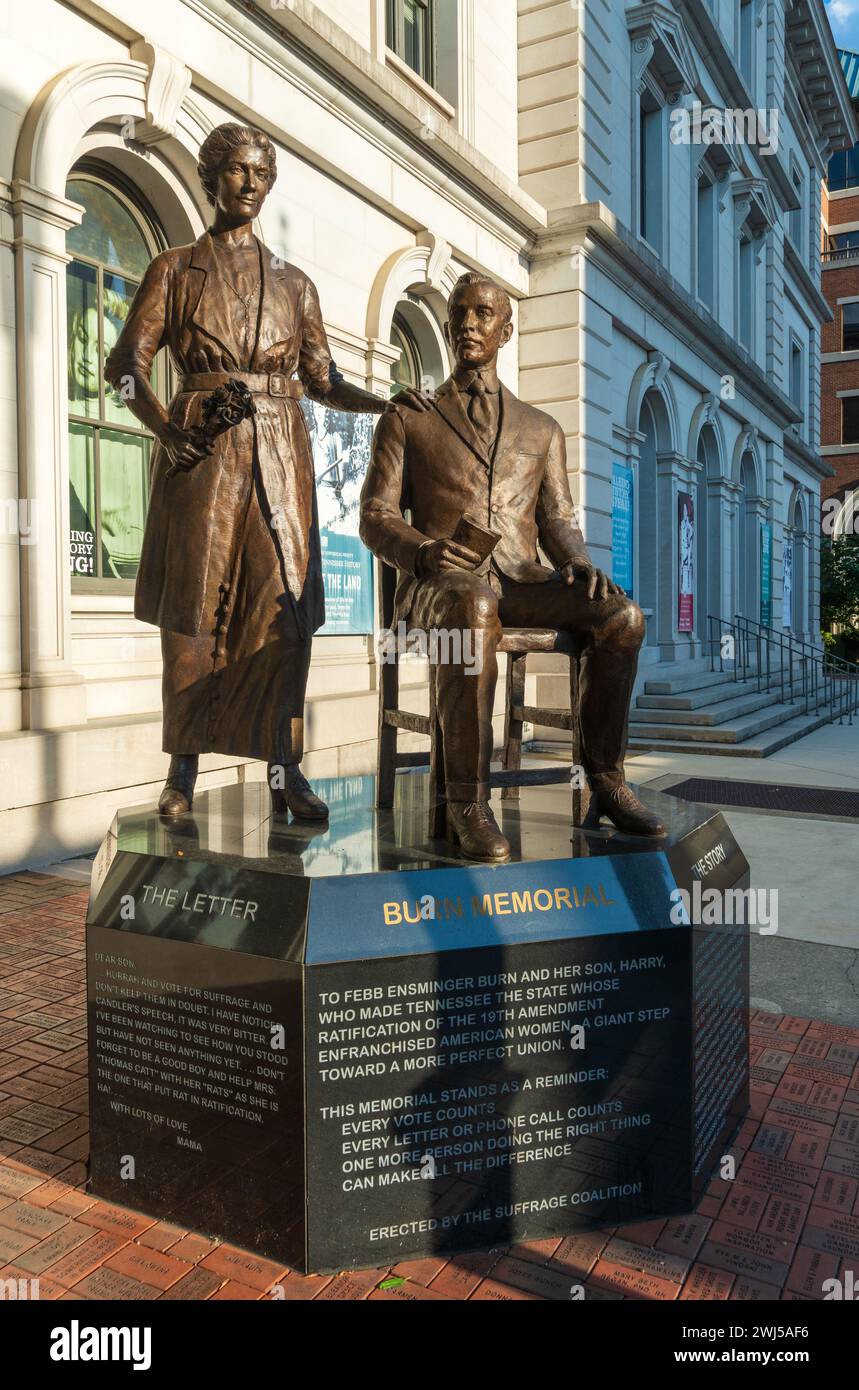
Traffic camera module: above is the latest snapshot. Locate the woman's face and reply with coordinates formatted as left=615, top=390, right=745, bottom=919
left=214, top=143, right=272, bottom=223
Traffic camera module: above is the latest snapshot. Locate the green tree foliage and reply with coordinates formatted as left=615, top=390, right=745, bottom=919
left=820, top=535, right=859, bottom=652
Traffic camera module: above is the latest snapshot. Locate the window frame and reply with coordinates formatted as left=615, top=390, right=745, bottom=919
left=695, top=167, right=718, bottom=312
left=65, top=165, right=168, bottom=596
left=842, top=395, right=859, bottom=445
left=788, top=160, right=805, bottom=257
left=390, top=311, right=424, bottom=393
left=827, top=144, right=859, bottom=194
left=843, top=301, right=859, bottom=353
left=737, top=230, right=755, bottom=352
left=386, top=0, right=436, bottom=89
left=639, top=90, right=665, bottom=257
left=789, top=333, right=804, bottom=420
left=738, top=0, right=755, bottom=89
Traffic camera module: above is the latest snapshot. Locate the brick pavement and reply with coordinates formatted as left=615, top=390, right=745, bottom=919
left=0, top=871, right=857, bottom=1302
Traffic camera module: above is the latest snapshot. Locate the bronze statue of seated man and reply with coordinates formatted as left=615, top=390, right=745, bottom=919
left=359, top=271, right=665, bottom=862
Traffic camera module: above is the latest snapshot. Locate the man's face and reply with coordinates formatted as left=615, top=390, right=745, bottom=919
left=215, top=144, right=272, bottom=223
left=445, top=283, right=513, bottom=370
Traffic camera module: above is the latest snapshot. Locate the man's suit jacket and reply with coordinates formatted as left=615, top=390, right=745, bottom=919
left=359, top=375, right=588, bottom=624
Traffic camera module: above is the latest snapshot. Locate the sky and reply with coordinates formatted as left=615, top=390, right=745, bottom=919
left=827, top=0, right=859, bottom=51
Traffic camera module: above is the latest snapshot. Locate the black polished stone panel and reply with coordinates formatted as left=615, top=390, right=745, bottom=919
left=86, top=771, right=750, bottom=1273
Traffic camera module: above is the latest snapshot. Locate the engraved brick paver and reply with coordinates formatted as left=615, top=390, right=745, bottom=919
left=0, top=870, right=856, bottom=1301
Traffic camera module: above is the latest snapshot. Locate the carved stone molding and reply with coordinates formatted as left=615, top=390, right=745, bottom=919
left=627, top=2, right=699, bottom=100
left=129, top=39, right=192, bottom=146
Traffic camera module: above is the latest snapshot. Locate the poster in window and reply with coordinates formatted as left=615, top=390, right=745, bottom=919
left=301, top=399, right=374, bottom=635
left=611, top=463, right=634, bottom=597
left=760, top=523, right=773, bottom=627
left=783, top=537, right=793, bottom=630
left=678, top=492, right=694, bottom=633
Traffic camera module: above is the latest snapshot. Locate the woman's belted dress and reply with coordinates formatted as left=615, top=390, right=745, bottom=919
left=106, top=231, right=337, bottom=764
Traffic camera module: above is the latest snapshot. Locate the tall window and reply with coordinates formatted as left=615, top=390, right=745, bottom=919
left=843, top=302, right=859, bottom=351
left=737, top=233, right=754, bottom=350
left=827, top=143, right=859, bottom=192
left=739, top=0, right=754, bottom=87
left=386, top=0, right=435, bottom=86
left=696, top=174, right=716, bottom=310
left=391, top=313, right=423, bottom=392
left=639, top=95, right=664, bottom=254
left=789, top=165, right=804, bottom=254
left=65, top=173, right=165, bottom=588
left=790, top=338, right=803, bottom=414
left=843, top=396, right=859, bottom=444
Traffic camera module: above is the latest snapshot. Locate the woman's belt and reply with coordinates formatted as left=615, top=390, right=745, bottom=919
left=179, top=371, right=304, bottom=399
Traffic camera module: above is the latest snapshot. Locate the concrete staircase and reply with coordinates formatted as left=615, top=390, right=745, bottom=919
left=626, top=663, right=837, bottom=756
left=528, top=657, right=841, bottom=759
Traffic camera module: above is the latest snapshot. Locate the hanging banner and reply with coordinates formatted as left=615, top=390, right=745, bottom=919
left=760, top=523, right=773, bottom=627
left=611, top=463, right=634, bottom=597
left=677, top=492, right=694, bottom=633
left=301, top=400, right=375, bottom=635
left=782, top=536, right=793, bottom=630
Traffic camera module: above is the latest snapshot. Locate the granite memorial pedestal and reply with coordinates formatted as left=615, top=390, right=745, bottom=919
left=86, top=771, right=749, bottom=1273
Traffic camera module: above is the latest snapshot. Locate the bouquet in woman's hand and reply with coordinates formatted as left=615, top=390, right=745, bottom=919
left=166, top=379, right=256, bottom=478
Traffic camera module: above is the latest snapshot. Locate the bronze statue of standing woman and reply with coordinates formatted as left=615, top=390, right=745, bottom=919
left=106, top=123, right=427, bottom=820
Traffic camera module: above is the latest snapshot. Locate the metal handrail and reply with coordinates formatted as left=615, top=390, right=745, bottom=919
left=706, top=613, right=859, bottom=728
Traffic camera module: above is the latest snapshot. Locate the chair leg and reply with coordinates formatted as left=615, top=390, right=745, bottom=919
left=376, top=652, right=399, bottom=810
left=428, top=667, right=447, bottom=840
left=502, top=652, right=527, bottom=802
left=570, top=653, right=594, bottom=827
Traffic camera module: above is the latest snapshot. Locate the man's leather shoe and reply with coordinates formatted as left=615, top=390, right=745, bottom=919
left=447, top=800, right=511, bottom=862
left=590, top=774, right=666, bottom=836
left=158, top=754, right=199, bottom=816
left=269, top=763, right=329, bottom=821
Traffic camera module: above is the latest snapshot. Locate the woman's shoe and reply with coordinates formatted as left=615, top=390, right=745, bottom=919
left=158, top=754, right=199, bottom=816
left=268, top=763, right=329, bottom=821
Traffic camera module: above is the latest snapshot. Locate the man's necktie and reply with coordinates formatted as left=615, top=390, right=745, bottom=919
left=467, top=374, right=495, bottom=451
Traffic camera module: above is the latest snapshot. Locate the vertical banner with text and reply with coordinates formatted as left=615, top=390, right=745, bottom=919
left=760, top=522, right=773, bottom=627
left=611, top=463, right=634, bottom=597
left=301, top=400, right=374, bottom=634
left=782, top=536, right=793, bottom=630
left=678, top=492, right=694, bottom=633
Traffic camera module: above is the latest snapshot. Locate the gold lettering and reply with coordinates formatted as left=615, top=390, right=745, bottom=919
left=493, top=892, right=511, bottom=915
left=554, top=888, right=573, bottom=911
left=383, top=902, right=402, bottom=925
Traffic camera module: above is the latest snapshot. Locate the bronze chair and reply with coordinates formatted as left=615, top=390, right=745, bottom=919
left=374, top=561, right=591, bottom=838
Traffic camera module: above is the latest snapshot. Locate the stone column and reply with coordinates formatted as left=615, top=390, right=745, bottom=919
left=12, top=179, right=88, bottom=729
left=365, top=338, right=401, bottom=400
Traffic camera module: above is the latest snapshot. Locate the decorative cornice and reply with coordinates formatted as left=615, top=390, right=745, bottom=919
left=732, top=177, right=779, bottom=236
left=129, top=39, right=192, bottom=146
left=10, top=180, right=84, bottom=233
left=784, top=430, right=836, bottom=480
left=784, top=0, right=858, bottom=157
left=672, top=0, right=808, bottom=212
left=626, top=1, right=702, bottom=101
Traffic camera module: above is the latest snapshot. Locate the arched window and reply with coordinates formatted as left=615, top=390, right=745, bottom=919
left=390, top=299, right=449, bottom=396
left=65, top=169, right=167, bottom=589
left=390, top=312, right=423, bottom=392
left=737, top=452, right=759, bottom=620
